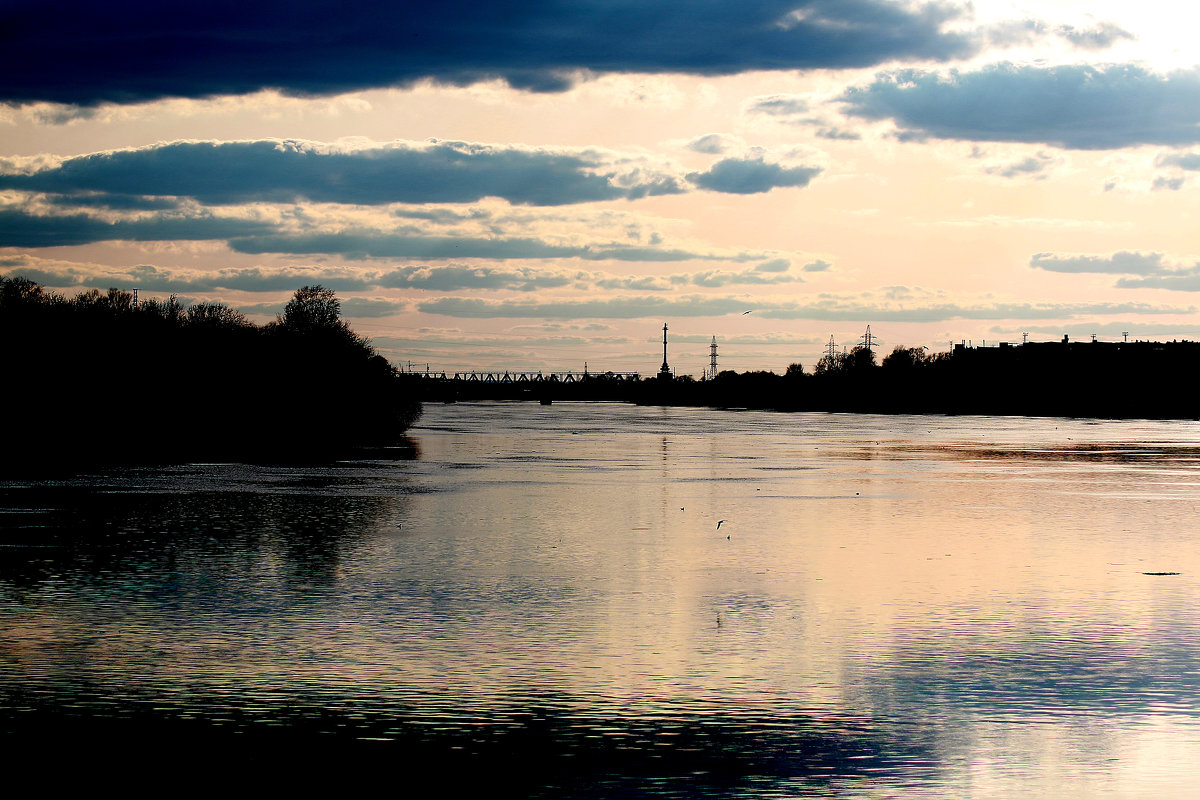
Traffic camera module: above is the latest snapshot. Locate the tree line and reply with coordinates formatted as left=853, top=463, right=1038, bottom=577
left=1, top=277, right=421, bottom=468
left=638, top=340, right=1200, bottom=419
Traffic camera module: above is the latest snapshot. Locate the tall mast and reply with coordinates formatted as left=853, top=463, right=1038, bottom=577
left=658, top=323, right=672, bottom=379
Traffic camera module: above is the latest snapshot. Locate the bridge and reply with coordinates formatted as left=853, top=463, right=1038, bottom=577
left=408, top=370, right=641, bottom=383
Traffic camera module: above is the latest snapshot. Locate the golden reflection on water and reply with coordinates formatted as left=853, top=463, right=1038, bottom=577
left=2, top=404, right=1200, bottom=795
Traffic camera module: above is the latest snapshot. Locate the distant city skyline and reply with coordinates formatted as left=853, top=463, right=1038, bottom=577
left=4, top=1, right=1200, bottom=375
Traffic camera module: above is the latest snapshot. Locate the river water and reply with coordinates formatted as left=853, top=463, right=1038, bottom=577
left=2, top=402, right=1199, bottom=796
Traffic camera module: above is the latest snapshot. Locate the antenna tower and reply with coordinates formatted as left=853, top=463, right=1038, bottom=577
left=658, top=323, right=672, bottom=380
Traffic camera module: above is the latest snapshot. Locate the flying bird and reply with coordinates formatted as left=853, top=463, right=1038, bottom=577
left=716, top=520, right=726, bottom=530
left=742, top=310, right=753, bottom=315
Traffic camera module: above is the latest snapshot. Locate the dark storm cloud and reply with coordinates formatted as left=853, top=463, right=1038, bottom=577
left=688, top=158, right=822, bottom=194
left=839, top=64, right=1200, bottom=149
left=0, top=140, right=681, bottom=206
left=0, top=1, right=983, bottom=106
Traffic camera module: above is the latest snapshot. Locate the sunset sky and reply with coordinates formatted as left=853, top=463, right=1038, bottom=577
left=4, top=0, right=1200, bottom=375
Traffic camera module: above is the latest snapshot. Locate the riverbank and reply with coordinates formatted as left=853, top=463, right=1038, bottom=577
left=415, top=339, right=1200, bottom=420
left=1, top=279, right=422, bottom=471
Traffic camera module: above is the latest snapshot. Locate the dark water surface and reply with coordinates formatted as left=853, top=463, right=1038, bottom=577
left=3, top=403, right=1199, bottom=795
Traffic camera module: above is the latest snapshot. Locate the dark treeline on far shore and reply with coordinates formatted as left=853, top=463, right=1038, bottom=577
left=1, top=277, right=421, bottom=469
left=420, top=338, right=1200, bottom=420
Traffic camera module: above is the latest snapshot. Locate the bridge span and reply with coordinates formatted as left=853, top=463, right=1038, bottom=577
left=409, top=370, right=641, bottom=384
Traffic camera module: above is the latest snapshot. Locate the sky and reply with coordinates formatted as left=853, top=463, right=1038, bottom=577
left=4, top=0, right=1200, bottom=376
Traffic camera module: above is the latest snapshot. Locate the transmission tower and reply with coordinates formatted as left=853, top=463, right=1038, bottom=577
left=826, top=335, right=837, bottom=361
left=859, top=324, right=875, bottom=351
left=708, top=336, right=718, bottom=380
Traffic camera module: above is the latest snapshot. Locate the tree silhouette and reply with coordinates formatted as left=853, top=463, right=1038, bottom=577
left=882, top=345, right=928, bottom=370
left=813, top=354, right=838, bottom=375
left=0, top=275, right=44, bottom=307
left=844, top=345, right=876, bottom=371
left=184, top=302, right=249, bottom=329
left=282, top=285, right=344, bottom=331
left=0, top=277, right=421, bottom=469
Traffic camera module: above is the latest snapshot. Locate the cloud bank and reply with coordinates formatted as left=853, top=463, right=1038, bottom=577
left=415, top=295, right=1185, bottom=322
left=688, top=158, right=822, bottom=194
left=0, top=1, right=988, bottom=106
left=0, top=141, right=825, bottom=256
left=1032, top=250, right=1200, bottom=291
left=1031, top=251, right=1168, bottom=275
left=839, top=64, right=1200, bottom=149
left=0, top=139, right=685, bottom=206
left=0, top=207, right=275, bottom=248
left=0, top=256, right=812, bottom=296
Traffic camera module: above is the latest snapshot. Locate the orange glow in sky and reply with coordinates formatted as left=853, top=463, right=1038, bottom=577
left=2, top=1, right=1200, bottom=374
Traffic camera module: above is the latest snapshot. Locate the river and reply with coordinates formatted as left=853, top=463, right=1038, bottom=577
left=2, top=402, right=1199, bottom=796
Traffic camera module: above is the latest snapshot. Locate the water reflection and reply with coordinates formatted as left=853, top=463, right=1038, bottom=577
left=0, top=463, right=415, bottom=594
left=2, top=406, right=1199, bottom=796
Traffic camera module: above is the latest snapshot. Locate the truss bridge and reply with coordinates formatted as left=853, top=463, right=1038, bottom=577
left=411, top=370, right=640, bottom=383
